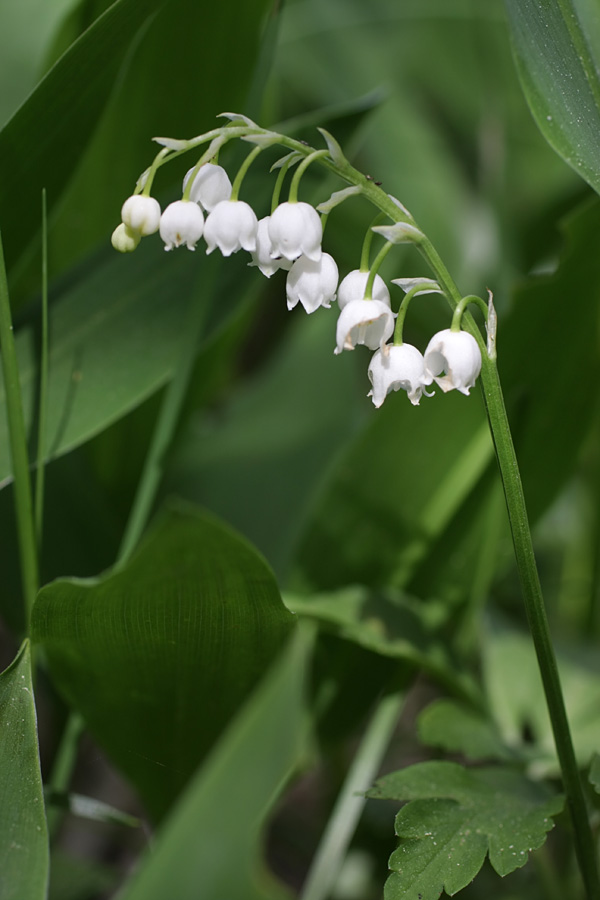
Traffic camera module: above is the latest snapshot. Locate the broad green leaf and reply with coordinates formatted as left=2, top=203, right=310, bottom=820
left=0, top=641, right=49, bottom=900
left=166, top=308, right=360, bottom=579
left=0, top=247, right=257, bottom=491
left=418, top=699, right=514, bottom=763
left=484, top=627, right=600, bottom=775
left=499, top=198, right=600, bottom=522
left=590, top=753, right=600, bottom=793
left=49, top=0, right=272, bottom=273
left=31, top=502, right=295, bottom=821
left=369, top=761, right=563, bottom=900
left=119, top=626, right=312, bottom=900
left=0, top=0, right=164, bottom=270
left=292, top=384, right=490, bottom=592
left=503, top=0, right=600, bottom=194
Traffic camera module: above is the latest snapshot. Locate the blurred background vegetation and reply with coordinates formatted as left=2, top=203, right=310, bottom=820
left=0, top=0, right=599, bottom=898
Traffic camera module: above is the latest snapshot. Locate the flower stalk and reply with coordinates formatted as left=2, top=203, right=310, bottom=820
left=0, top=231, right=38, bottom=629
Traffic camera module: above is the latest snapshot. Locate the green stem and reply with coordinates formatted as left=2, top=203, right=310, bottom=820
left=35, top=190, right=50, bottom=553
left=230, top=145, right=264, bottom=201
left=299, top=689, right=405, bottom=900
left=360, top=213, right=386, bottom=272
left=393, top=284, right=422, bottom=345
left=46, top=713, right=84, bottom=837
left=0, top=231, right=38, bottom=628
left=364, top=240, right=393, bottom=300
left=480, top=357, right=599, bottom=900
left=288, top=149, right=329, bottom=203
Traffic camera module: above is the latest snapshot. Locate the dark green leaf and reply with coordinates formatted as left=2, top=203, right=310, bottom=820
left=0, top=0, right=165, bottom=270
left=503, top=0, right=600, bottom=194
left=590, top=753, right=600, bottom=794
left=119, top=626, right=312, bottom=900
left=0, top=641, right=49, bottom=900
left=418, top=699, right=514, bottom=763
left=369, top=761, right=563, bottom=900
left=31, top=502, right=295, bottom=820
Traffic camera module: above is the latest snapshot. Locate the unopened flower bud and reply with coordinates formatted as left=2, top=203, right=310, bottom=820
left=121, top=195, right=161, bottom=236
left=111, top=223, right=141, bottom=253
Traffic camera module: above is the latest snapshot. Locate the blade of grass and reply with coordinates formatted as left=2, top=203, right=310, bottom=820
left=0, top=231, right=38, bottom=628
left=34, top=189, right=49, bottom=554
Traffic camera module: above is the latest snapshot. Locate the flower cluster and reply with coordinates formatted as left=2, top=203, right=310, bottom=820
left=112, top=123, right=487, bottom=408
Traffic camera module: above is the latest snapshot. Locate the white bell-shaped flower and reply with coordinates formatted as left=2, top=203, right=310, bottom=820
left=286, top=253, right=339, bottom=313
left=424, top=328, right=482, bottom=395
left=121, top=195, right=161, bottom=236
left=334, top=299, right=395, bottom=354
left=159, top=200, right=204, bottom=251
left=183, top=163, right=232, bottom=211
left=111, top=223, right=141, bottom=253
left=268, top=201, right=322, bottom=262
left=368, top=344, right=433, bottom=407
left=337, top=269, right=391, bottom=310
left=204, top=200, right=258, bottom=256
left=249, top=217, right=293, bottom=277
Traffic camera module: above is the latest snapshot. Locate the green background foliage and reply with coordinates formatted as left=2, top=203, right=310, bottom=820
left=0, top=0, right=599, bottom=897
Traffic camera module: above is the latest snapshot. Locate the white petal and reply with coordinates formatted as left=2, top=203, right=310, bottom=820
left=424, top=329, right=482, bottom=395
left=204, top=200, right=258, bottom=256
left=368, top=344, right=432, bottom=407
left=159, top=200, right=204, bottom=251
left=183, top=163, right=232, bottom=211
left=286, top=253, right=339, bottom=313
left=249, top=217, right=293, bottom=277
left=268, top=202, right=322, bottom=262
left=337, top=270, right=390, bottom=310
left=121, top=195, right=161, bottom=236
left=334, top=299, right=395, bottom=354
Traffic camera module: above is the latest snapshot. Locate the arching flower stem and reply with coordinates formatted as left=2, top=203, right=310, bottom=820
left=288, top=149, right=330, bottom=203
left=360, top=213, right=386, bottom=272
left=364, top=240, right=393, bottom=300
left=393, top=284, right=423, bottom=346
left=230, top=145, right=264, bottom=201
left=451, top=293, right=489, bottom=331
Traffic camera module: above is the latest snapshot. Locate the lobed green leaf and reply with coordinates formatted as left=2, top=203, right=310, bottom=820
left=369, top=761, right=563, bottom=900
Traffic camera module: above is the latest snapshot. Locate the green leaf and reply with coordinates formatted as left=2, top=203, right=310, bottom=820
left=0, top=248, right=255, bottom=491
left=503, top=0, right=600, bottom=194
left=418, top=699, right=514, bottom=763
left=292, top=384, right=490, bottom=591
left=0, top=0, right=165, bottom=270
left=287, top=586, right=440, bottom=665
left=369, top=761, right=563, bottom=900
left=31, top=502, right=295, bottom=821
left=119, top=626, right=312, bottom=900
left=500, top=197, right=600, bottom=522
left=167, top=309, right=359, bottom=578
left=483, top=627, right=600, bottom=775
left=0, top=641, right=49, bottom=900
left=590, top=753, right=600, bottom=794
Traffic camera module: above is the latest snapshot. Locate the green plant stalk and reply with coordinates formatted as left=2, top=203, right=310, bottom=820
left=0, top=231, right=38, bottom=627
left=35, top=190, right=49, bottom=553
left=299, top=689, right=405, bottom=900
left=416, top=237, right=600, bottom=900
